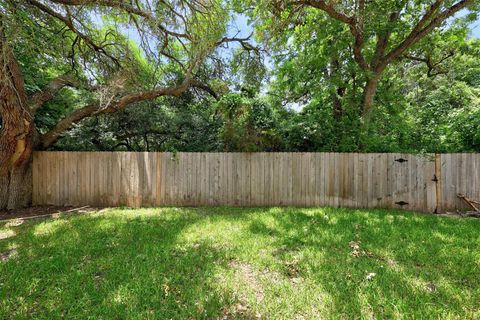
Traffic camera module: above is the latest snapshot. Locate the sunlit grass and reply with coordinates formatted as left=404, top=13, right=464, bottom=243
left=1, top=207, right=479, bottom=319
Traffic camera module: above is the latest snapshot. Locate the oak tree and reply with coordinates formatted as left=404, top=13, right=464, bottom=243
left=0, top=0, right=251, bottom=209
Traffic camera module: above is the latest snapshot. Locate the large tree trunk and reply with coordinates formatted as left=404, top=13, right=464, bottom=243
left=0, top=26, right=36, bottom=210
left=361, top=74, right=380, bottom=116
left=357, top=74, right=381, bottom=151
left=0, top=113, right=36, bottom=210
left=0, top=156, right=34, bottom=210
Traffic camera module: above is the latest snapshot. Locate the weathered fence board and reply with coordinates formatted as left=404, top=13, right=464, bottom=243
left=32, top=152, right=480, bottom=212
left=437, top=153, right=480, bottom=212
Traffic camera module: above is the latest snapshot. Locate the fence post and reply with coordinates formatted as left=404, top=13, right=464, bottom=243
left=434, top=154, right=442, bottom=213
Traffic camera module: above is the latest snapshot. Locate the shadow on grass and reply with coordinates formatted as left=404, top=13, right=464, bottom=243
left=0, top=208, right=240, bottom=319
left=1, top=207, right=479, bottom=319
left=246, top=208, right=480, bottom=318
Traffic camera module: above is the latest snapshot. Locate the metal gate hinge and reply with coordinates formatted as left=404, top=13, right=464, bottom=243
left=395, top=201, right=409, bottom=206
left=394, top=158, right=408, bottom=163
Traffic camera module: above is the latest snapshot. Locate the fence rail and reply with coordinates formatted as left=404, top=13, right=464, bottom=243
left=32, top=152, right=480, bottom=212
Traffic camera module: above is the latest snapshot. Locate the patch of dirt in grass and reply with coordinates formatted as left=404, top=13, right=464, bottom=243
left=0, top=229, right=15, bottom=240
left=386, top=258, right=400, bottom=271
left=349, top=241, right=362, bottom=257
left=0, top=248, right=18, bottom=262
left=284, top=260, right=305, bottom=284
left=426, top=282, right=437, bottom=293
left=229, top=260, right=266, bottom=303
left=4, top=219, right=24, bottom=227
left=349, top=239, right=376, bottom=259
left=272, top=244, right=289, bottom=256
left=272, top=246, right=306, bottom=285
left=225, top=259, right=311, bottom=319
left=222, top=260, right=282, bottom=319
left=220, top=305, right=262, bottom=320
left=93, top=271, right=105, bottom=285
left=220, top=303, right=262, bottom=320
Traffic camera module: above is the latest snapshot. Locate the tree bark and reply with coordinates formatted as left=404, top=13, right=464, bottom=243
left=361, top=74, right=380, bottom=116
left=0, top=31, right=36, bottom=209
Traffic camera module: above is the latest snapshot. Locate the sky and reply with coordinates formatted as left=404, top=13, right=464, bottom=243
left=94, top=9, right=479, bottom=53
left=230, top=14, right=480, bottom=38
left=471, top=20, right=480, bottom=38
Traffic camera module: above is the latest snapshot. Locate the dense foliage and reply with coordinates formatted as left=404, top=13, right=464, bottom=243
left=4, top=0, right=480, bottom=153
left=53, top=36, right=480, bottom=153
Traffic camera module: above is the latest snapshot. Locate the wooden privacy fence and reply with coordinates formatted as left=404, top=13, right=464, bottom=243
left=32, top=152, right=480, bottom=213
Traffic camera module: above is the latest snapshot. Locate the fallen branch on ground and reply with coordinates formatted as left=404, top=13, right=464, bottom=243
left=457, top=194, right=480, bottom=212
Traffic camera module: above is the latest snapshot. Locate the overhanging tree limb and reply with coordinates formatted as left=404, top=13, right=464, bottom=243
left=28, top=0, right=121, bottom=66
left=404, top=50, right=455, bottom=77
left=46, top=0, right=192, bottom=39
left=379, top=0, right=473, bottom=70
left=39, top=77, right=196, bottom=148
left=28, top=74, right=77, bottom=113
left=36, top=74, right=219, bottom=149
left=190, top=79, right=219, bottom=100
left=371, top=11, right=400, bottom=71
left=0, top=0, right=238, bottom=209
left=216, top=33, right=263, bottom=53
left=295, top=0, right=354, bottom=25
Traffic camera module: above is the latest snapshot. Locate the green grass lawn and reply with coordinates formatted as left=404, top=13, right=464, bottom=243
left=1, top=207, right=479, bottom=319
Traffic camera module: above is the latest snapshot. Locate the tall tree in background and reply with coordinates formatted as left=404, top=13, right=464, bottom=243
left=0, top=0, right=251, bottom=209
left=254, top=0, right=478, bottom=116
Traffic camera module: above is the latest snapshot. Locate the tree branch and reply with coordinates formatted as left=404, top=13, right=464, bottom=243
left=404, top=50, right=455, bottom=77
left=295, top=0, right=355, bottom=25
left=216, top=33, right=261, bottom=52
left=28, top=0, right=121, bottom=66
left=349, top=25, right=368, bottom=70
left=40, top=103, right=98, bottom=148
left=40, top=77, right=196, bottom=148
left=294, top=0, right=368, bottom=70
left=380, top=0, right=472, bottom=69
left=28, top=74, right=77, bottom=113
left=371, top=11, right=400, bottom=71
left=0, top=21, right=30, bottom=119
left=190, top=79, right=219, bottom=100
left=46, top=0, right=192, bottom=39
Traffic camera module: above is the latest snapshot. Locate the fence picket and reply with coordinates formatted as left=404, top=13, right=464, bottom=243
left=31, top=152, right=480, bottom=212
